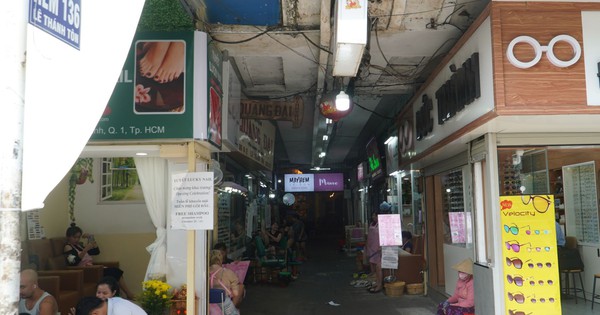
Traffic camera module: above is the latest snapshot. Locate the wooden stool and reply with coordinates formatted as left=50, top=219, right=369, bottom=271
left=561, top=269, right=586, bottom=304
left=592, top=273, right=600, bottom=309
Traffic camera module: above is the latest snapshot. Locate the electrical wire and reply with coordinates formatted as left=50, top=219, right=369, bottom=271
left=352, top=101, right=394, bottom=120
left=210, top=27, right=272, bottom=44
left=372, top=17, right=412, bottom=79
left=301, top=32, right=332, bottom=55
left=370, top=0, right=483, bottom=19
left=248, top=81, right=317, bottom=100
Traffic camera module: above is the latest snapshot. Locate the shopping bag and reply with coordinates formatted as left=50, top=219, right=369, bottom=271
left=224, top=260, right=251, bottom=283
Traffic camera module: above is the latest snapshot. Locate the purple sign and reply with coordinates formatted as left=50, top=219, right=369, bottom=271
left=314, top=173, right=344, bottom=191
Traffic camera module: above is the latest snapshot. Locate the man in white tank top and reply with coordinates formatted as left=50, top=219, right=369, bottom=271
left=19, top=269, right=59, bottom=315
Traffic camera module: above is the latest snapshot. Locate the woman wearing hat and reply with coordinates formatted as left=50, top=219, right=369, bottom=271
left=437, top=258, right=475, bottom=315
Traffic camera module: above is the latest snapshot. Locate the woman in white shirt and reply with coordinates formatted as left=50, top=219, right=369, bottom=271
left=74, top=296, right=147, bottom=315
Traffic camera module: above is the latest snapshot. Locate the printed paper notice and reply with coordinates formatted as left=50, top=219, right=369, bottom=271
left=378, top=214, right=403, bottom=246
left=381, top=246, right=399, bottom=269
left=171, top=172, right=214, bottom=230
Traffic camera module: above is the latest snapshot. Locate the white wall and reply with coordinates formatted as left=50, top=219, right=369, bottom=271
left=73, top=159, right=155, bottom=235
left=444, top=243, right=474, bottom=296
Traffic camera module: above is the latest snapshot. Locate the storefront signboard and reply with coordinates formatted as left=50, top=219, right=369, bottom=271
left=385, top=130, right=399, bottom=175
left=314, top=173, right=344, bottom=191
left=500, top=195, right=561, bottom=315
left=90, top=31, right=213, bottom=142
left=410, top=18, right=494, bottom=159
left=208, top=43, right=223, bottom=148
left=238, top=119, right=275, bottom=170
left=285, top=174, right=314, bottom=192
left=171, top=172, right=214, bottom=230
left=366, top=137, right=383, bottom=180
left=240, top=96, right=304, bottom=128
left=284, top=173, right=344, bottom=192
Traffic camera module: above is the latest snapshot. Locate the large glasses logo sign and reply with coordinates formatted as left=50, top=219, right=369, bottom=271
left=506, top=35, right=581, bottom=69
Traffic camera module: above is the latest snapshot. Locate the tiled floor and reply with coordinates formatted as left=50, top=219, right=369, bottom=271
left=238, top=234, right=599, bottom=315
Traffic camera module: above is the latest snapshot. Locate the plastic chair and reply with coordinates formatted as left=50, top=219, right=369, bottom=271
left=254, top=236, right=287, bottom=282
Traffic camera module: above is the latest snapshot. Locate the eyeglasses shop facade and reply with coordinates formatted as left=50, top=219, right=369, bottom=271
left=391, top=2, right=600, bottom=314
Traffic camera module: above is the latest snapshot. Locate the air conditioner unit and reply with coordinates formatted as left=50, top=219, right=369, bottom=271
left=332, top=0, right=368, bottom=77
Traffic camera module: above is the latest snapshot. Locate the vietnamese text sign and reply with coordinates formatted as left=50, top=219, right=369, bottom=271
left=240, top=96, right=304, bottom=128
left=29, top=0, right=81, bottom=49
left=171, top=172, right=214, bottom=230
left=378, top=214, right=403, bottom=246
left=500, top=195, right=561, bottom=315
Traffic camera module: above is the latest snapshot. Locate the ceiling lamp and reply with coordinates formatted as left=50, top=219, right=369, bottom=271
left=335, top=91, right=350, bottom=111
left=319, top=92, right=353, bottom=121
left=332, top=0, right=368, bottom=77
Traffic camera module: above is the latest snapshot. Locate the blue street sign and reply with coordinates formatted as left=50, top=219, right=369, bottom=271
left=29, top=0, right=81, bottom=50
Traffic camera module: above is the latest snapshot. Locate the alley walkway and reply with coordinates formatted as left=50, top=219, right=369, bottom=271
left=239, top=234, right=439, bottom=315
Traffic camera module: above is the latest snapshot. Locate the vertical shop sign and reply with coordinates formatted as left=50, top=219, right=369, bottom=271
left=171, top=172, right=214, bottom=230
left=208, top=43, right=223, bottom=148
left=500, top=195, right=561, bottom=315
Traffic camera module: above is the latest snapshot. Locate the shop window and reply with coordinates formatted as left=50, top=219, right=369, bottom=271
left=498, top=148, right=549, bottom=196
left=563, top=161, right=600, bottom=245
left=99, top=157, right=143, bottom=203
left=498, top=146, right=600, bottom=246
left=442, top=169, right=472, bottom=246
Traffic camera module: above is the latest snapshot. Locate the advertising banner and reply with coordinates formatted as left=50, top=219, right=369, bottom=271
left=90, top=31, right=218, bottom=142
left=500, top=195, right=561, bottom=315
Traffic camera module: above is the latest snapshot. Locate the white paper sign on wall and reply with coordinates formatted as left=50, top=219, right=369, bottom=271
left=171, top=172, right=214, bottom=230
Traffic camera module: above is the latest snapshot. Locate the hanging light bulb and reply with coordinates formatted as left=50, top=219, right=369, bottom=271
left=335, top=91, right=350, bottom=111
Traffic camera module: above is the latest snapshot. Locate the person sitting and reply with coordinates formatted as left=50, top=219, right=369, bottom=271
left=62, top=223, right=135, bottom=300
left=214, top=242, right=234, bottom=264
left=74, top=296, right=146, bottom=315
left=437, top=258, right=475, bottom=315
left=213, top=242, right=246, bottom=305
left=69, top=276, right=131, bottom=315
left=401, top=231, right=414, bottom=254
left=19, top=269, right=59, bottom=315
left=209, top=250, right=241, bottom=312
left=261, top=221, right=282, bottom=257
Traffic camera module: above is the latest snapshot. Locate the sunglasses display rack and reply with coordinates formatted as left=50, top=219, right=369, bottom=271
left=502, top=156, right=522, bottom=195
left=442, top=169, right=464, bottom=212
